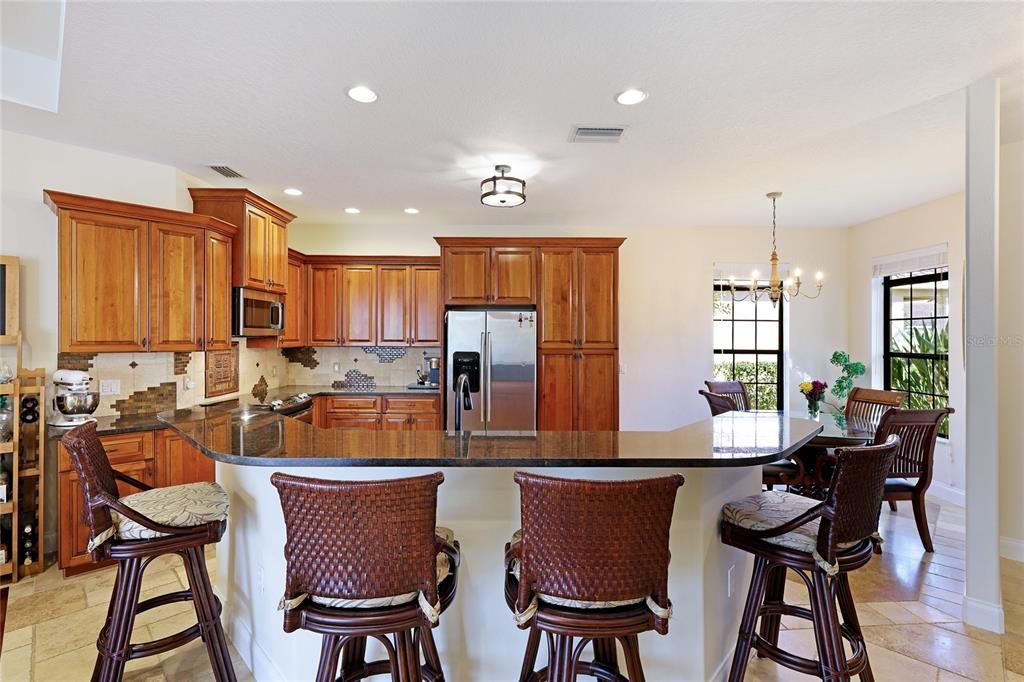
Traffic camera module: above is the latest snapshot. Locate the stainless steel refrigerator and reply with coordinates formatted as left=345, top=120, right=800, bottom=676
left=445, top=309, right=536, bottom=431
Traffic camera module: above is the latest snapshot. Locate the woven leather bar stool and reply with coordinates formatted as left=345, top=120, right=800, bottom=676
left=505, top=472, right=685, bottom=682
left=61, top=422, right=234, bottom=682
left=721, top=436, right=900, bottom=682
left=271, top=472, right=459, bottom=682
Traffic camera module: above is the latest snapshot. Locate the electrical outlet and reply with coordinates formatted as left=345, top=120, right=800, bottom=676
left=727, top=564, right=736, bottom=598
left=333, top=362, right=341, bottom=373
left=183, top=377, right=195, bottom=391
left=99, top=379, right=121, bottom=395
left=271, top=366, right=278, bottom=378
left=619, top=363, right=626, bottom=375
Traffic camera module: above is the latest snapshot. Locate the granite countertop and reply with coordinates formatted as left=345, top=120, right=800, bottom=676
left=157, top=401, right=823, bottom=468
left=46, top=412, right=171, bottom=439
left=250, top=385, right=440, bottom=402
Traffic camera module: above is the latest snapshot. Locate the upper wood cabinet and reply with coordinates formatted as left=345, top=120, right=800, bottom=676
left=46, top=190, right=237, bottom=354
left=410, top=266, right=442, bottom=346
left=342, top=264, right=377, bottom=346
left=205, top=230, right=233, bottom=350
left=188, top=188, right=296, bottom=294
left=440, top=243, right=536, bottom=305
left=538, top=246, right=618, bottom=349
left=308, top=264, right=341, bottom=346
left=281, top=253, right=307, bottom=347
left=377, top=265, right=409, bottom=346
left=150, top=223, right=204, bottom=351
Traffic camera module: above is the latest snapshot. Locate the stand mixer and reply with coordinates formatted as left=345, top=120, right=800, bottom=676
left=51, top=369, right=100, bottom=427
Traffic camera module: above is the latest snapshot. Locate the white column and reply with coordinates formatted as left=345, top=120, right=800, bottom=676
left=963, top=78, right=1004, bottom=633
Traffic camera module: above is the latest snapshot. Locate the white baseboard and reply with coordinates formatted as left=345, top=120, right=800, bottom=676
left=227, top=617, right=287, bottom=682
left=927, top=482, right=965, bottom=508
left=963, top=596, right=1005, bottom=634
left=1001, top=535, right=1024, bottom=561
left=709, top=650, right=732, bottom=682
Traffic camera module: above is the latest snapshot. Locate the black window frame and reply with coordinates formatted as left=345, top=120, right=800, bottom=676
left=712, top=281, right=785, bottom=410
left=882, top=267, right=950, bottom=437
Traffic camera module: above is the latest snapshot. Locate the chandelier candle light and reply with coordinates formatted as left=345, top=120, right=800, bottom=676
left=729, top=192, right=823, bottom=306
left=480, top=164, right=526, bottom=207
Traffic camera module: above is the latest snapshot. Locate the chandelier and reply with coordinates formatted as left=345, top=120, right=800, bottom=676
left=480, top=165, right=526, bottom=207
left=730, top=191, right=823, bottom=307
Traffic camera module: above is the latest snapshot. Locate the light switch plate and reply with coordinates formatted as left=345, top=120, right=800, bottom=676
left=99, top=379, right=121, bottom=395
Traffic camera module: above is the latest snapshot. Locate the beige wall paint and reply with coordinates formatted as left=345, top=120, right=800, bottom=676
left=291, top=222, right=850, bottom=430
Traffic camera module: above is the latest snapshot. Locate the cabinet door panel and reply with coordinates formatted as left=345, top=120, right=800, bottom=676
left=491, top=247, right=536, bottom=304
left=410, top=413, right=442, bottom=431
left=342, top=265, right=377, bottom=346
left=150, top=223, right=204, bottom=351
left=267, top=219, right=288, bottom=292
left=308, top=265, right=340, bottom=345
left=282, top=258, right=306, bottom=347
left=59, top=210, right=149, bottom=352
left=382, top=415, right=412, bottom=431
left=155, top=429, right=215, bottom=488
left=377, top=266, right=410, bottom=346
left=538, top=350, right=577, bottom=431
left=443, top=247, right=490, bottom=305
left=578, top=249, right=617, bottom=348
left=410, top=266, right=441, bottom=346
left=577, top=350, right=618, bottom=431
left=205, top=231, right=233, bottom=350
left=244, top=208, right=269, bottom=289
left=324, top=414, right=381, bottom=430
left=538, top=248, right=577, bottom=348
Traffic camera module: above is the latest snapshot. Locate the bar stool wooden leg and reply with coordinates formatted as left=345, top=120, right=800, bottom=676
left=758, top=563, right=787, bottom=653
left=809, top=572, right=847, bottom=682
left=728, top=555, right=770, bottom=682
left=546, top=633, right=575, bottom=682
left=619, top=635, right=646, bottom=682
left=315, top=634, right=343, bottom=682
left=93, top=564, right=126, bottom=682
left=836, top=574, right=873, bottom=682
left=103, top=556, right=145, bottom=682
left=592, top=637, right=621, bottom=677
left=182, top=546, right=236, bottom=681
left=339, top=636, right=367, bottom=681
left=419, top=624, right=445, bottom=682
left=395, top=629, right=423, bottom=681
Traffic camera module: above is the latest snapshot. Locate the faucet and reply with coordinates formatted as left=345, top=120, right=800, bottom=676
left=454, top=372, right=473, bottom=431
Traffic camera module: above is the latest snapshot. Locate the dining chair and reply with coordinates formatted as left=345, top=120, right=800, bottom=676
left=844, top=387, right=906, bottom=433
left=704, top=380, right=752, bottom=411
left=699, top=389, right=738, bottom=416
left=874, top=407, right=954, bottom=553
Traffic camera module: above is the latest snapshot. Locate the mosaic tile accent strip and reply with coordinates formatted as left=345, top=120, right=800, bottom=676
left=281, top=346, right=319, bottom=370
left=333, top=368, right=376, bottom=390
left=112, top=382, right=177, bottom=416
left=361, top=346, right=408, bottom=364
left=173, top=352, right=191, bottom=376
left=206, top=344, right=239, bottom=399
left=57, top=353, right=96, bottom=372
left=251, top=375, right=269, bottom=403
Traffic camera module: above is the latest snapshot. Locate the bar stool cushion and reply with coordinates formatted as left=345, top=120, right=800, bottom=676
left=506, top=530, right=645, bottom=610
left=722, top=491, right=858, bottom=571
left=306, top=527, right=455, bottom=611
left=90, top=481, right=230, bottom=550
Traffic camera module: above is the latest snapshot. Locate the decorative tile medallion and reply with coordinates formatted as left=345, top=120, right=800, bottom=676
left=251, top=375, right=269, bottom=403
left=361, top=346, right=408, bottom=364
left=281, top=346, right=319, bottom=370
left=112, top=382, right=177, bottom=416
left=333, top=368, right=376, bottom=390
left=128, top=360, right=139, bottom=370
left=206, top=343, right=239, bottom=398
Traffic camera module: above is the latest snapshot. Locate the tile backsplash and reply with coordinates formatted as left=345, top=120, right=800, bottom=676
left=285, top=346, right=440, bottom=387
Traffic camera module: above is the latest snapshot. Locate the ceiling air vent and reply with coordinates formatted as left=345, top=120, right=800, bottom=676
left=209, top=165, right=245, bottom=178
left=570, top=126, right=626, bottom=143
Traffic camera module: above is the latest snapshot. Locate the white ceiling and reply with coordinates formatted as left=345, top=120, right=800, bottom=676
left=2, top=1, right=1021, bottom=229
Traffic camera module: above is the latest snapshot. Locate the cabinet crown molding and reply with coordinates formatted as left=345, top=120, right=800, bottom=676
left=44, top=189, right=238, bottom=236
left=294, top=252, right=440, bottom=266
left=434, top=236, right=626, bottom=248
left=187, top=187, right=297, bottom=223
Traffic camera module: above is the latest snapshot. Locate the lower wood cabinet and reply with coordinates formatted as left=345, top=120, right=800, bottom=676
left=324, top=414, right=382, bottom=430
left=314, top=394, right=441, bottom=431
left=538, top=349, right=618, bottom=431
left=58, top=429, right=214, bottom=574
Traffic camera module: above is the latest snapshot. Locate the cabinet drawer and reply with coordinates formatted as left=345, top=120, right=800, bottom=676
left=59, top=431, right=154, bottom=472
left=325, top=396, right=381, bottom=413
left=383, top=396, right=440, bottom=414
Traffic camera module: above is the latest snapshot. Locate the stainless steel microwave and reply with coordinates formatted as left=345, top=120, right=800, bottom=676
left=233, top=288, right=283, bottom=337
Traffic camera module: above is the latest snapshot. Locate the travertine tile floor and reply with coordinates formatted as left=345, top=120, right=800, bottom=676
left=0, top=501, right=1021, bottom=681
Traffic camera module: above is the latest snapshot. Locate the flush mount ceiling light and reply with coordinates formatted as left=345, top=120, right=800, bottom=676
left=283, top=188, right=303, bottom=196
left=344, top=207, right=360, bottom=214
left=480, top=165, right=526, bottom=208
left=615, top=88, right=647, bottom=105
left=404, top=207, right=419, bottom=214
left=347, top=86, right=378, bottom=103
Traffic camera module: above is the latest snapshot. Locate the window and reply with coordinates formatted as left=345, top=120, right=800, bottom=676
left=713, top=280, right=784, bottom=409
left=883, top=267, right=949, bottom=436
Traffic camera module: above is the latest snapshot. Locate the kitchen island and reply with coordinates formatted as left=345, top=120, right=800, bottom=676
left=159, top=401, right=821, bottom=682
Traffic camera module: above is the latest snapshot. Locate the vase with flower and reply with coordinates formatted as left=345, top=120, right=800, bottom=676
left=799, top=380, right=828, bottom=421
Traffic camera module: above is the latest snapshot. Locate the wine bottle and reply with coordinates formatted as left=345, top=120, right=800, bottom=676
left=20, top=520, right=36, bottom=565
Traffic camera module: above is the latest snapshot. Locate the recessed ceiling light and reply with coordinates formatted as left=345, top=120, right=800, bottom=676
left=344, top=207, right=361, bottom=214
left=283, top=188, right=303, bottom=196
left=347, top=86, right=378, bottom=103
left=615, top=88, right=647, bottom=105
left=404, top=207, right=419, bottom=215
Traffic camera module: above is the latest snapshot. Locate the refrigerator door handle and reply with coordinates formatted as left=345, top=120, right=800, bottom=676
left=485, top=331, right=493, bottom=424
left=480, top=331, right=487, bottom=427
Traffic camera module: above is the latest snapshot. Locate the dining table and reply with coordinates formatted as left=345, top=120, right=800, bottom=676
left=785, top=416, right=876, bottom=498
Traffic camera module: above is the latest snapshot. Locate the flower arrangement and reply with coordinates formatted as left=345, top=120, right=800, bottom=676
left=799, top=380, right=828, bottom=420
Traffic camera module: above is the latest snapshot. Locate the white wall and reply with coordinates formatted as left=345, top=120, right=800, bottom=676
left=291, top=222, right=850, bottom=430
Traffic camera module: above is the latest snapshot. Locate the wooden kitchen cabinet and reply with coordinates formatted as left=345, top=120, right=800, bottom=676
left=441, top=244, right=536, bottom=305
left=281, top=254, right=307, bottom=347
left=205, top=230, right=234, bottom=350
left=538, top=350, right=577, bottom=430
left=578, top=248, right=618, bottom=348
left=539, top=246, right=617, bottom=349
left=47, top=191, right=237, bottom=354
left=410, top=265, right=442, bottom=345
left=325, top=414, right=382, bottom=430
left=189, top=188, right=296, bottom=294
left=341, top=265, right=377, bottom=346
left=150, top=222, right=204, bottom=351
left=538, top=349, right=618, bottom=431
left=315, top=394, right=441, bottom=431
left=538, top=247, right=578, bottom=348
left=491, top=247, right=536, bottom=304
left=377, top=265, right=410, bottom=346
left=154, top=428, right=215, bottom=488
left=308, top=264, right=341, bottom=345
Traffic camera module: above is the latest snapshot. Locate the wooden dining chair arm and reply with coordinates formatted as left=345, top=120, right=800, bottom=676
left=96, top=492, right=203, bottom=538
left=437, top=537, right=461, bottom=572
left=111, top=469, right=153, bottom=492
left=733, top=503, right=826, bottom=540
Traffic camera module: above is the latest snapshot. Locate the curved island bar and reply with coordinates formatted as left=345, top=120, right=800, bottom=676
left=159, top=397, right=822, bottom=681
